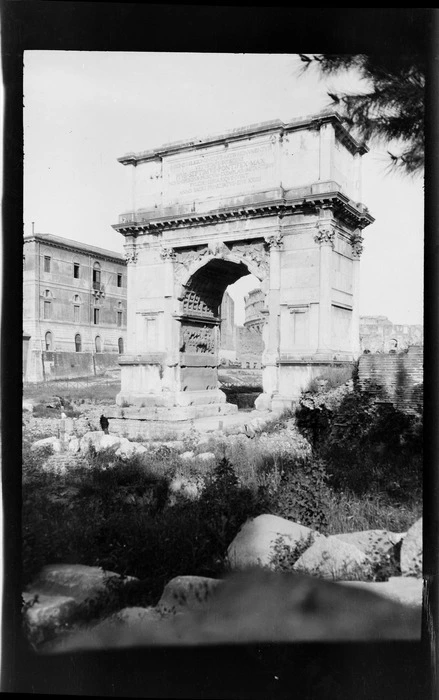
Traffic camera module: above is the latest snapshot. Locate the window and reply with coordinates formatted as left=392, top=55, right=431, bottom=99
left=117, top=273, right=122, bottom=288
left=75, top=334, right=82, bottom=352
left=44, top=300, right=51, bottom=319
left=73, top=263, right=80, bottom=279
left=45, top=331, right=53, bottom=351
left=94, top=308, right=100, bottom=325
left=118, top=337, right=124, bottom=354
left=74, top=305, right=80, bottom=322
left=95, top=336, right=102, bottom=353
left=44, top=256, right=51, bottom=272
left=117, top=311, right=123, bottom=327
left=93, top=262, right=101, bottom=290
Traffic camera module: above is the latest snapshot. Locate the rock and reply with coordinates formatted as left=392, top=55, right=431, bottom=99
left=400, top=517, right=422, bottom=577
left=196, top=452, right=216, bottom=462
left=79, top=431, right=105, bottom=454
left=31, top=436, right=60, bottom=452
left=23, top=400, right=34, bottom=413
left=254, top=393, right=272, bottom=412
left=180, top=451, right=194, bottom=461
left=115, top=441, right=147, bottom=459
left=23, top=592, right=77, bottom=629
left=334, top=530, right=404, bottom=566
left=99, top=434, right=127, bottom=451
left=294, top=535, right=372, bottom=580
left=68, top=436, right=80, bottom=453
left=157, top=576, right=223, bottom=614
left=27, top=564, right=138, bottom=604
left=340, top=576, right=423, bottom=609
left=226, top=514, right=323, bottom=570
left=53, top=569, right=421, bottom=651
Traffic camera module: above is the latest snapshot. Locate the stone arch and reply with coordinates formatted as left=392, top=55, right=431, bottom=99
left=177, top=255, right=267, bottom=395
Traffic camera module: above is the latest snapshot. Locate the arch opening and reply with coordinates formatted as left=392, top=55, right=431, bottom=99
left=179, top=258, right=265, bottom=405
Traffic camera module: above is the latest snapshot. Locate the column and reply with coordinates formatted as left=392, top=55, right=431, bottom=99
left=160, top=245, right=178, bottom=391
left=350, top=230, right=363, bottom=358
left=263, top=229, right=283, bottom=395
left=314, top=222, right=335, bottom=357
left=123, top=236, right=138, bottom=354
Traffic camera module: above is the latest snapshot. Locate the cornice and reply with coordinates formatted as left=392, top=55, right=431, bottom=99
left=24, top=235, right=126, bottom=265
left=113, top=191, right=374, bottom=236
left=117, top=111, right=367, bottom=166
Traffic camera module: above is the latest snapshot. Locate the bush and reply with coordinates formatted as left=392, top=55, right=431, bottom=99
left=270, top=458, right=331, bottom=532
left=305, top=364, right=355, bottom=394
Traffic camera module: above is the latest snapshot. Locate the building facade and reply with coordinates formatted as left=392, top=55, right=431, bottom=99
left=23, top=233, right=127, bottom=382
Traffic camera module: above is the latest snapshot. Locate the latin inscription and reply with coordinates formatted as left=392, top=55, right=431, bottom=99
left=164, top=142, right=276, bottom=200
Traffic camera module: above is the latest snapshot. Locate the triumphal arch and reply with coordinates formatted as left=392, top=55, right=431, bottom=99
left=112, top=111, right=374, bottom=423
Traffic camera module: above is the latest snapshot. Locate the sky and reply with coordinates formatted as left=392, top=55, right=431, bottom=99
left=24, top=52, right=424, bottom=326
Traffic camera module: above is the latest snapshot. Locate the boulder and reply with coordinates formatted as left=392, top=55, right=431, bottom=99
left=340, top=576, right=423, bottom=609
left=26, top=564, right=137, bottom=604
left=52, top=569, right=421, bottom=651
left=30, top=436, right=61, bottom=452
left=115, top=441, right=147, bottom=459
left=79, top=431, right=105, bottom=454
left=334, top=530, right=405, bottom=566
left=196, top=452, right=216, bottom=462
left=23, top=400, right=34, bottom=413
left=400, top=517, right=423, bottom=577
left=23, top=592, right=77, bottom=630
left=99, top=434, right=128, bottom=452
left=294, top=535, right=372, bottom=580
left=226, top=514, right=322, bottom=570
left=254, top=393, right=272, bottom=412
left=180, top=451, right=195, bottom=461
left=157, top=576, right=223, bottom=615
left=68, top=436, right=80, bottom=453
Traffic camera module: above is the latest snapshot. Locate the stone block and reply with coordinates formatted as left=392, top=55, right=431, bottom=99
left=400, top=518, right=422, bottom=577
left=157, top=576, right=223, bottom=614
left=227, top=514, right=322, bottom=570
left=294, top=535, right=372, bottom=580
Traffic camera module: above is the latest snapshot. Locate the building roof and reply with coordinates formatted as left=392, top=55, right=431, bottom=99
left=23, top=233, right=126, bottom=264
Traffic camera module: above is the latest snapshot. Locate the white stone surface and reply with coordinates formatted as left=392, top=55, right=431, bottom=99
left=27, top=564, right=137, bottom=603
left=227, top=514, right=322, bottom=570
left=196, top=452, right=216, bottom=462
left=115, top=441, right=147, bottom=459
left=157, top=575, right=223, bottom=614
left=31, top=436, right=60, bottom=452
left=79, top=431, right=105, bottom=454
left=334, top=530, right=404, bottom=565
left=400, top=518, right=423, bottom=578
left=180, top=451, right=195, bottom=461
left=23, top=592, right=77, bottom=628
left=294, top=535, right=372, bottom=580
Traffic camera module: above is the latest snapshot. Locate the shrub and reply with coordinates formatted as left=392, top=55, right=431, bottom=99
left=305, top=364, right=354, bottom=394
left=271, top=458, right=331, bottom=532
left=270, top=533, right=315, bottom=572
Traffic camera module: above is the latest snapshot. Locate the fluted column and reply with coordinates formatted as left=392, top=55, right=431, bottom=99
left=123, top=236, right=138, bottom=354
left=262, top=230, right=283, bottom=396
left=349, top=230, right=363, bottom=358
left=314, top=222, right=335, bottom=357
left=160, top=246, right=178, bottom=389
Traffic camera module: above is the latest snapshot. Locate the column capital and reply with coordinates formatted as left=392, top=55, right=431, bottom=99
left=264, top=232, right=283, bottom=250
left=160, top=245, right=176, bottom=261
left=124, top=249, right=138, bottom=265
left=314, top=223, right=335, bottom=248
left=350, top=231, right=364, bottom=258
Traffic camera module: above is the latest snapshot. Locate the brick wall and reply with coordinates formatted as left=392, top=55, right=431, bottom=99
left=358, top=346, right=423, bottom=413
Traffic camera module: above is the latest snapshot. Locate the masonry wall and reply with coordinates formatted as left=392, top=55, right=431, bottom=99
left=27, top=350, right=122, bottom=382
left=358, top=346, right=423, bottom=413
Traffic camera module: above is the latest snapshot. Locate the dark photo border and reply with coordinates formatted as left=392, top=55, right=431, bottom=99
left=2, top=4, right=437, bottom=698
